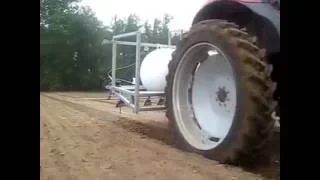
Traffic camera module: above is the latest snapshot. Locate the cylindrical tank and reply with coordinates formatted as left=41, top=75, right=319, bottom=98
left=140, top=48, right=175, bottom=91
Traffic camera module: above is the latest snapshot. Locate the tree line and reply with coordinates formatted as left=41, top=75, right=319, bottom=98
left=40, top=0, right=181, bottom=91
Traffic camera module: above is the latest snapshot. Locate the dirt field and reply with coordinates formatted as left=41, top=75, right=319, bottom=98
left=40, top=92, right=279, bottom=180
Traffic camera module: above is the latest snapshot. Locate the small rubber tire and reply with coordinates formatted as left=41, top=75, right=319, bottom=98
left=165, top=20, right=275, bottom=165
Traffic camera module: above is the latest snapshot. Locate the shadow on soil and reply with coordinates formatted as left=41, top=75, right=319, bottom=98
left=115, top=117, right=279, bottom=179
left=113, top=118, right=173, bottom=145
left=42, top=94, right=279, bottom=179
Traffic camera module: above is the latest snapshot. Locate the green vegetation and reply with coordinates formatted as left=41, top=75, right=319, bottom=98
left=40, top=0, right=180, bottom=91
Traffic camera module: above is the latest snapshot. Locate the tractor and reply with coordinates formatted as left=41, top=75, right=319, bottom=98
left=165, top=0, right=280, bottom=165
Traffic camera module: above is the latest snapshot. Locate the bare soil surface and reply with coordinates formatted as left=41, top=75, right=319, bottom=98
left=40, top=92, right=279, bottom=180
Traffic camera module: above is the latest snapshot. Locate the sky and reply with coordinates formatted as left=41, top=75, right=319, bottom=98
left=79, top=0, right=207, bottom=31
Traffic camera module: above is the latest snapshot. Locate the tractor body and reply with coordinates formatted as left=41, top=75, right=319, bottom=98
left=164, top=0, right=280, bottom=165
left=194, top=0, right=279, bottom=55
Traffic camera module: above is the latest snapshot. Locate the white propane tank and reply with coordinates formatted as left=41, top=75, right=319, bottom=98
left=140, top=48, right=175, bottom=91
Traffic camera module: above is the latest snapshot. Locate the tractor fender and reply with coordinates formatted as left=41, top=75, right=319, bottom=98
left=192, top=0, right=280, bottom=55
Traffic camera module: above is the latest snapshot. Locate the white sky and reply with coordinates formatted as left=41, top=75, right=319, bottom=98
left=79, top=0, right=206, bottom=31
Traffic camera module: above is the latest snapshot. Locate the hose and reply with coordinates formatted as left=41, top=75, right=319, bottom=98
left=105, top=63, right=136, bottom=85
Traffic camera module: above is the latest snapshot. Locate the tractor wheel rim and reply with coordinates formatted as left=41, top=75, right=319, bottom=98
left=172, top=42, right=237, bottom=150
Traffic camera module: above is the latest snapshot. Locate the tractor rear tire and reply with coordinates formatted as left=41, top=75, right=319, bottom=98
left=165, top=20, right=275, bottom=165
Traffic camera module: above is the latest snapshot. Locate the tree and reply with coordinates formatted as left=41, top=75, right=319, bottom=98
left=40, top=0, right=111, bottom=91
left=40, top=0, right=178, bottom=91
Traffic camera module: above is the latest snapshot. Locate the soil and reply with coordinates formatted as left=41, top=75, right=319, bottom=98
left=40, top=92, right=279, bottom=180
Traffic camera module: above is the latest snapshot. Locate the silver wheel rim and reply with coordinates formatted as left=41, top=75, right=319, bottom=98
left=172, top=42, right=237, bottom=150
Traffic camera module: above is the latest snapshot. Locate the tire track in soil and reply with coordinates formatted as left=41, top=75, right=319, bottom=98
left=42, top=93, right=278, bottom=179
left=43, top=94, right=173, bottom=146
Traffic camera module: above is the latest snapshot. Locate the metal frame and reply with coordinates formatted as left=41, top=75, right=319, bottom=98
left=105, top=29, right=176, bottom=113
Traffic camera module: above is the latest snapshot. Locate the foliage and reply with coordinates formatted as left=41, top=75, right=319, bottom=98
left=40, top=0, right=181, bottom=91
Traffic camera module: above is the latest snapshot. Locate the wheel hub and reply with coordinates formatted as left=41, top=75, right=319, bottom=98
left=172, top=43, right=237, bottom=150
left=216, top=86, right=229, bottom=104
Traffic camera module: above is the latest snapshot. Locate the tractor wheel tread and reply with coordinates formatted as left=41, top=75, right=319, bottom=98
left=234, top=38, right=260, bottom=53
left=196, top=19, right=239, bottom=29
left=251, top=92, right=270, bottom=111
left=259, top=48, right=267, bottom=59
left=239, top=49, right=268, bottom=72
left=247, top=73, right=271, bottom=91
left=165, top=20, right=275, bottom=165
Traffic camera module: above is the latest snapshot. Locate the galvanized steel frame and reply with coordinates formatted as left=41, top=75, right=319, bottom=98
left=107, top=29, right=175, bottom=113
